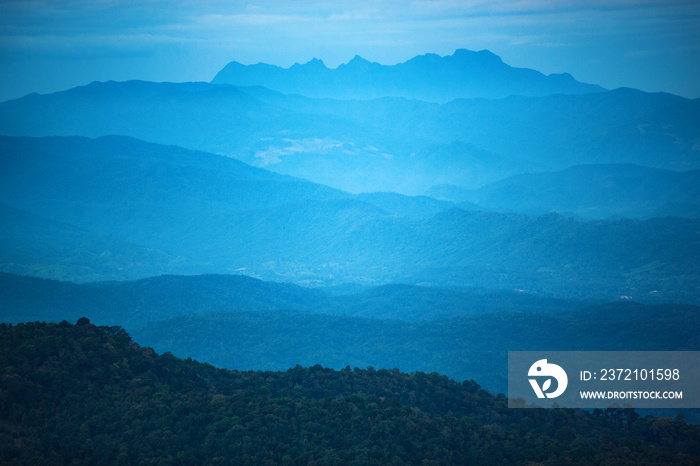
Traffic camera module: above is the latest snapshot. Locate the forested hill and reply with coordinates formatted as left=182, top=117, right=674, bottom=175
left=2, top=321, right=699, bottom=465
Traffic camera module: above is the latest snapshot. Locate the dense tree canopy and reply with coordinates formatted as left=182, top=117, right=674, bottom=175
left=1, top=320, right=698, bottom=464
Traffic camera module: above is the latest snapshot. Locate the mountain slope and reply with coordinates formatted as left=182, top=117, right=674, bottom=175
left=0, top=134, right=348, bottom=270
left=2, top=81, right=698, bottom=195
left=132, top=302, right=700, bottom=396
left=0, top=203, right=188, bottom=282
left=1, top=272, right=697, bottom=396
left=0, top=273, right=589, bottom=329
left=1, top=136, right=699, bottom=302
left=451, top=164, right=700, bottom=219
left=4, top=321, right=698, bottom=464
left=212, top=49, right=605, bottom=101
left=0, top=273, right=332, bottom=328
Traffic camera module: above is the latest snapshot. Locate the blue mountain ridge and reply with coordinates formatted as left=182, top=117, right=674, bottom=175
left=212, top=48, right=605, bottom=101
left=1, top=80, right=698, bottom=194
left=1, top=135, right=698, bottom=305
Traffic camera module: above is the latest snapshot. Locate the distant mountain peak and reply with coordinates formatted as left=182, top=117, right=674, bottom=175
left=347, top=54, right=371, bottom=65
left=290, top=58, right=327, bottom=70
left=340, top=55, right=378, bottom=72
left=305, top=57, right=327, bottom=68
left=454, top=48, right=503, bottom=62
left=212, top=48, right=605, bottom=101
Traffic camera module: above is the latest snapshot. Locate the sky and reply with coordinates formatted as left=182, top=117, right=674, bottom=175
left=1, top=0, right=699, bottom=102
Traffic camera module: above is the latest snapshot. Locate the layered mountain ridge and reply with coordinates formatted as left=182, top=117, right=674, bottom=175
left=1, top=80, right=698, bottom=195
left=429, top=164, right=700, bottom=219
left=1, top=135, right=698, bottom=305
left=1, top=47, right=700, bottom=457
left=1, top=49, right=698, bottom=304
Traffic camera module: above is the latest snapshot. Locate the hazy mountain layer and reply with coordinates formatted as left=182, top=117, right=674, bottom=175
left=0, top=273, right=589, bottom=329
left=212, top=49, right=605, bottom=101
left=428, top=164, right=700, bottom=220
left=1, top=135, right=698, bottom=303
left=1, top=81, right=698, bottom=194
left=131, top=302, right=700, bottom=396
left=0, top=203, right=189, bottom=282
left=2, top=271, right=697, bottom=396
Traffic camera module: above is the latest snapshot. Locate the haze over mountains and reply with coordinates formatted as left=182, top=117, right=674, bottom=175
left=2, top=135, right=699, bottom=304
left=1, top=48, right=699, bottom=427
left=2, top=272, right=698, bottom=397
left=432, top=164, right=700, bottom=219
left=1, top=49, right=698, bottom=301
left=0, top=272, right=588, bottom=329
left=1, top=50, right=698, bottom=196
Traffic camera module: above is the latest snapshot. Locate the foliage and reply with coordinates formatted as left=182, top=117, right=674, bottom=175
left=1, top=320, right=699, bottom=465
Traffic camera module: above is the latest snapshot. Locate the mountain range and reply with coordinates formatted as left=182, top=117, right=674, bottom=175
left=1, top=62, right=698, bottom=195
left=429, top=164, right=700, bottom=219
left=2, top=135, right=699, bottom=304
left=212, top=48, right=606, bottom=101
left=1, top=48, right=699, bottom=452
left=2, top=272, right=698, bottom=397
left=0, top=272, right=587, bottom=328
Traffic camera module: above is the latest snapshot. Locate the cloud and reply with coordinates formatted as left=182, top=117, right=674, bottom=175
left=0, top=0, right=698, bottom=99
left=195, top=13, right=317, bottom=28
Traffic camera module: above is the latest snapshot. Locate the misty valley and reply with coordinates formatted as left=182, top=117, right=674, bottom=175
left=1, top=49, right=700, bottom=464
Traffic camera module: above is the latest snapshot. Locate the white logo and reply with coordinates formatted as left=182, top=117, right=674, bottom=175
left=528, top=359, right=568, bottom=398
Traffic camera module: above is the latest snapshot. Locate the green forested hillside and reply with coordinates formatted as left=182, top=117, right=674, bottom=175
left=2, top=320, right=698, bottom=465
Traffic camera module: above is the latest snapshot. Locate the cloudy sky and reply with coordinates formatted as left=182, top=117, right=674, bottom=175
left=1, top=0, right=699, bottom=101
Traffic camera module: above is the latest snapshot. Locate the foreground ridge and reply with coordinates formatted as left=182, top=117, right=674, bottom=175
left=1, top=320, right=698, bottom=464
